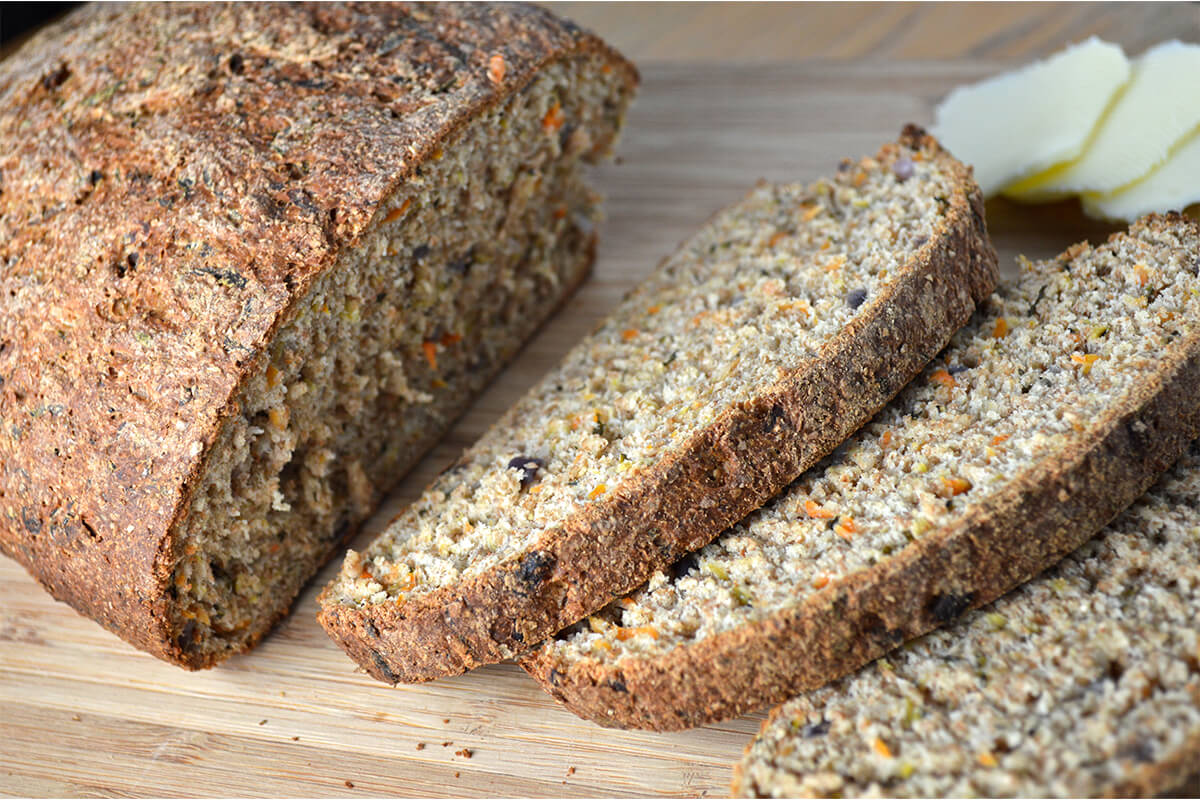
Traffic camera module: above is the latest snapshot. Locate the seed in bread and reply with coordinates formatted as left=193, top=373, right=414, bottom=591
left=734, top=436, right=1200, bottom=798
left=0, top=2, right=636, bottom=668
left=522, top=214, right=1200, bottom=731
left=318, top=127, right=998, bottom=684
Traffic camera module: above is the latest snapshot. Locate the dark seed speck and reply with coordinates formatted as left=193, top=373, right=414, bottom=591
left=518, top=550, right=554, bottom=587
left=846, top=288, right=868, bottom=309
left=893, top=158, right=914, bottom=181
left=802, top=720, right=830, bottom=738
left=507, top=456, right=543, bottom=488
left=929, top=592, right=974, bottom=624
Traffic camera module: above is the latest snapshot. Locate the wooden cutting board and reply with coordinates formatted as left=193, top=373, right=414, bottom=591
left=0, top=61, right=1155, bottom=798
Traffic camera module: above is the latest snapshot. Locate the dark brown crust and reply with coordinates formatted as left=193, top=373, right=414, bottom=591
left=318, top=126, right=1000, bottom=683
left=522, top=214, right=1200, bottom=731
left=0, top=2, right=636, bottom=668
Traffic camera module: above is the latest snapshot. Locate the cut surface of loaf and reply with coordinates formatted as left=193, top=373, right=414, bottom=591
left=318, top=128, right=998, bottom=683
left=734, top=438, right=1200, bottom=798
left=522, top=215, right=1200, bottom=730
left=0, top=2, right=636, bottom=668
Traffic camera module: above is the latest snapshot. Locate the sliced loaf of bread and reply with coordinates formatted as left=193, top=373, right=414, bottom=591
left=318, top=127, right=998, bottom=683
left=522, top=214, right=1200, bottom=729
left=0, top=2, right=636, bottom=668
left=734, top=437, right=1200, bottom=798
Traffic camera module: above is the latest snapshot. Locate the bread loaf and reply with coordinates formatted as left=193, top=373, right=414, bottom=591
left=523, top=214, right=1200, bottom=730
left=0, top=2, right=636, bottom=668
left=734, top=436, right=1200, bottom=798
left=318, top=128, right=998, bottom=683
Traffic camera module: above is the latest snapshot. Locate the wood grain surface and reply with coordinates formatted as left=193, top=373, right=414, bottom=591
left=1, top=53, right=1197, bottom=800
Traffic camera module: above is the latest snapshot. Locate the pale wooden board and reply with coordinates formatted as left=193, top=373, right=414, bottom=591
left=0, top=62, right=1191, bottom=798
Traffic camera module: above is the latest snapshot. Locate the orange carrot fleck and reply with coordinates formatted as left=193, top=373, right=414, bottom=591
left=931, top=369, right=956, bottom=388
left=768, top=230, right=787, bottom=247
left=439, top=332, right=462, bottom=347
left=588, top=484, right=607, bottom=500
left=487, top=53, right=506, bottom=85
left=943, top=477, right=972, bottom=496
left=553, top=205, right=568, bottom=220
left=647, top=304, right=662, bottom=315
left=991, top=434, right=1009, bottom=446
left=852, top=171, right=868, bottom=187
left=993, top=317, right=1009, bottom=338
left=834, top=517, right=858, bottom=540
left=1134, top=262, right=1149, bottom=286
left=804, top=500, right=837, bottom=520
left=812, top=574, right=830, bottom=589
left=383, top=198, right=411, bottom=224
left=803, top=205, right=822, bottom=222
left=422, top=340, right=438, bottom=371
left=880, top=430, right=893, bottom=449
left=1071, top=352, right=1102, bottom=375
left=873, top=738, right=893, bottom=759
left=615, top=625, right=659, bottom=641
left=622, top=328, right=639, bottom=342
left=978, top=751, right=998, bottom=768
left=542, top=101, right=565, bottom=134
left=431, top=378, right=447, bottom=389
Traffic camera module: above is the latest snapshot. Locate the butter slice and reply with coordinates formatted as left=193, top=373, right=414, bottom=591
left=932, top=37, right=1129, bottom=196
left=1008, top=41, right=1200, bottom=199
left=1082, top=129, right=1200, bottom=221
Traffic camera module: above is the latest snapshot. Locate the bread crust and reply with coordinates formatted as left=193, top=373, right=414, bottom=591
left=0, top=2, right=636, bottom=668
left=318, top=126, right=1000, bottom=683
left=522, top=214, right=1200, bottom=731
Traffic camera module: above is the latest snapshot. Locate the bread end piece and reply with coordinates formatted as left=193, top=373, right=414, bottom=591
left=0, top=2, right=636, bottom=668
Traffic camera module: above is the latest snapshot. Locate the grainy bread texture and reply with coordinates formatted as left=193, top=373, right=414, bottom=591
left=523, top=215, right=1200, bottom=730
left=734, top=438, right=1200, bottom=799
left=0, top=2, right=636, bottom=668
left=318, top=127, right=998, bottom=684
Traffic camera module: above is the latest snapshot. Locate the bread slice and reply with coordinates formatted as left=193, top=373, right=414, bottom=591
left=522, top=214, right=1200, bottom=730
left=733, top=437, right=1200, bottom=798
left=317, top=127, right=998, bottom=683
left=0, top=2, right=636, bottom=668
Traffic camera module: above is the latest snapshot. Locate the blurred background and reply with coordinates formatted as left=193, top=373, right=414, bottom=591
left=543, top=2, right=1193, bottom=62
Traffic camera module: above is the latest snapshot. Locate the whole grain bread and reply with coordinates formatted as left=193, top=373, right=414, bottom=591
left=522, top=214, right=1200, bottom=730
left=0, top=2, right=636, bottom=668
left=734, top=436, right=1200, bottom=798
left=317, top=128, right=998, bottom=684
